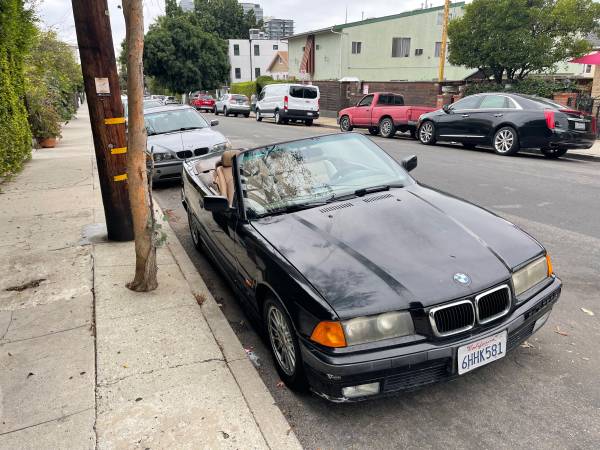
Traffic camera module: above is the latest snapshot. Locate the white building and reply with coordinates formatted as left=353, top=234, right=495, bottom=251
left=240, top=2, right=263, bottom=22
left=228, top=39, right=288, bottom=83
left=179, top=0, right=193, bottom=12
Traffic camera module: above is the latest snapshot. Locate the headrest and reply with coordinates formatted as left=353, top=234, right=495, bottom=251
left=221, top=149, right=240, bottom=168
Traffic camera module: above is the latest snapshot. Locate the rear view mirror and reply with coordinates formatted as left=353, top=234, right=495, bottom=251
left=442, top=104, right=451, bottom=114
left=210, top=119, right=219, bottom=127
left=402, top=155, right=418, bottom=172
left=203, top=195, right=229, bottom=212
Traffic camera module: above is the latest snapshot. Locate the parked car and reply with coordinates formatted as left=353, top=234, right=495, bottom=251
left=214, top=94, right=250, bottom=117
left=417, top=93, right=596, bottom=158
left=145, top=105, right=230, bottom=183
left=338, top=92, right=436, bottom=138
left=191, top=94, right=216, bottom=112
left=255, top=83, right=320, bottom=125
left=181, top=132, right=561, bottom=402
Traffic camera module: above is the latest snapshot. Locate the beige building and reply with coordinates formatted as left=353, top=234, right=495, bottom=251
left=267, top=51, right=289, bottom=80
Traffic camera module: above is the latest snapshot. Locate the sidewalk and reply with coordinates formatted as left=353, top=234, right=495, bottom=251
left=0, top=106, right=301, bottom=449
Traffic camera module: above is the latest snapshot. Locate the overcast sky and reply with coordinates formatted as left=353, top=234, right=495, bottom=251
left=37, top=0, right=447, bottom=55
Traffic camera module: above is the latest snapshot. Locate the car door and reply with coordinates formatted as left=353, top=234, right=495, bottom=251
left=436, top=95, right=483, bottom=141
left=470, top=94, right=514, bottom=142
left=353, top=94, right=375, bottom=127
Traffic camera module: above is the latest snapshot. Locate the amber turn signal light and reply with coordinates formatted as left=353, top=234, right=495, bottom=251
left=546, top=253, right=553, bottom=276
left=310, top=321, right=347, bottom=348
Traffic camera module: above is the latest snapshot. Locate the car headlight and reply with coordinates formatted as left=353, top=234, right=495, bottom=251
left=342, top=311, right=414, bottom=346
left=211, top=140, right=232, bottom=152
left=153, top=152, right=175, bottom=162
left=512, top=255, right=552, bottom=297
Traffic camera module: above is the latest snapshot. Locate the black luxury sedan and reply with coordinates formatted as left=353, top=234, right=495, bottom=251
left=181, top=133, right=562, bottom=402
left=417, top=93, right=595, bottom=158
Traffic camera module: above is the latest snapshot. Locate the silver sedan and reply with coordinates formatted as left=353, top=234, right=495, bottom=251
left=214, top=94, right=250, bottom=117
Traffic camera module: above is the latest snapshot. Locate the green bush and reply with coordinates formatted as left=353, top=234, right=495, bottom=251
left=463, top=78, right=578, bottom=99
left=256, top=75, right=287, bottom=93
left=0, top=0, right=35, bottom=178
left=230, top=81, right=256, bottom=99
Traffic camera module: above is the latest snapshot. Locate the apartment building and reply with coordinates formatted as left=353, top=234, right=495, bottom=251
left=228, top=39, right=288, bottom=82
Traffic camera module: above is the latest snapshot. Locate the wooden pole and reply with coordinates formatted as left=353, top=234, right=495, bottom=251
left=438, top=0, right=451, bottom=82
left=123, top=0, right=158, bottom=292
left=72, top=0, right=133, bottom=241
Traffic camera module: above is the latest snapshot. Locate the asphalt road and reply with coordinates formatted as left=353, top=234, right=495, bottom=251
left=154, top=114, right=600, bottom=450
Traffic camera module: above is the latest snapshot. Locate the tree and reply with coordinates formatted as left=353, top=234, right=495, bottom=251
left=191, top=0, right=258, bottom=39
left=448, top=0, right=600, bottom=82
left=122, top=0, right=158, bottom=292
left=143, top=16, right=229, bottom=94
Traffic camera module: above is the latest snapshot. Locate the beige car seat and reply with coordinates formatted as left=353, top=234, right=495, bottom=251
left=213, top=150, right=240, bottom=205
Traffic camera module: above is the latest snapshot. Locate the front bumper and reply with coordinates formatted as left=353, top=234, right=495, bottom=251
left=281, top=109, right=319, bottom=120
left=548, top=129, right=595, bottom=149
left=149, top=161, right=183, bottom=182
left=301, top=277, right=562, bottom=402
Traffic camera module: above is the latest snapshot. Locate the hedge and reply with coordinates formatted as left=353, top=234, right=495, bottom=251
left=230, top=76, right=290, bottom=98
left=0, top=0, right=34, bottom=178
left=463, top=78, right=578, bottom=99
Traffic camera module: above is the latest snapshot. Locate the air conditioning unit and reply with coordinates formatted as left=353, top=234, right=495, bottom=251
left=415, top=48, right=424, bottom=56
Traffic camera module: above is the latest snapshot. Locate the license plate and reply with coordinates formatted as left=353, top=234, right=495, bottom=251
left=575, top=122, right=586, bottom=130
left=458, top=330, right=507, bottom=375
left=307, top=112, right=313, bottom=116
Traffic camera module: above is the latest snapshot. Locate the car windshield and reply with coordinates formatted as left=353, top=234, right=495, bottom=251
left=238, top=133, right=411, bottom=218
left=144, top=100, right=163, bottom=109
left=144, top=108, right=209, bottom=135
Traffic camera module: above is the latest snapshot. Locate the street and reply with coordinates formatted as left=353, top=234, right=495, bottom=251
left=154, top=115, right=600, bottom=449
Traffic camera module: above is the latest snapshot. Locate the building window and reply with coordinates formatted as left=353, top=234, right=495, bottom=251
left=255, top=67, right=261, bottom=78
left=316, top=44, right=320, bottom=50
left=273, top=44, right=278, bottom=50
left=586, top=64, right=592, bottom=74
left=278, top=56, right=283, bottom=64
left=235, top=68, right=241, bottom=79
left=352, top=41, right=362, bottom=54
left=434, top=42, right=442, bottom=58
left=233, top=44, right=239, bottom=56
left=254, top=44, right=260, bottom=56
left=392, top=37, right=411, bottom=58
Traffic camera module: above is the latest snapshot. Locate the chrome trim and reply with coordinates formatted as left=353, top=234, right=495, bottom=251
left=439, top=134, right=486, bottom=138
left=428, top=299, right=475, bottom=337
left=475, top=284, right=511, bottom=324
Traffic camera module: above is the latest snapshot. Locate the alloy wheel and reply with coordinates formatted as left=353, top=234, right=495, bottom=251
left=275, top=111, right=280, bottom=124
left=381, top=119, right=392, bottom=136
left=267, top=305, right=296, bottom=376
left=340, top=116, right=350, bottom=131
left=419, top=122, right=434, bottom=143
left=494, top=129, right=514, bottom=153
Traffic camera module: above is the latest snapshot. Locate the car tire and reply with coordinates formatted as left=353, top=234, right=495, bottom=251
left=305, top=119, right=313, bottom=126
left=274, top=109, right=282, bottom=124
left=223, top=107, right=228, bottom=117
left=541, top=147, right=568, bottom=159
left=368, top=126, right=380, bottom=136
left=187, top=209, right=202, bottom=251
left=493, top=126, right=520, bottom=156
left=256, top=109, right=263, bottom=122
left=339, top=115, right=353, bottom=132
left=214, top=107, right=219, bottom=115
left=244, top=113, right=250, bottom=118
left=418, top=121, right=436, bottom=145
left=379, top=117, right=396, bottom=138
left=263, top=296, right=308, bottom=391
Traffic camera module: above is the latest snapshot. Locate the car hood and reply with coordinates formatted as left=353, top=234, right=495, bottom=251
left=147, top=128, right=226, bottom=153
left=252, top=185, right=543, bottom=319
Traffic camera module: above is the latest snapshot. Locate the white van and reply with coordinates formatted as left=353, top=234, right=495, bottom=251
left=255, top=83, right=320, bottom=125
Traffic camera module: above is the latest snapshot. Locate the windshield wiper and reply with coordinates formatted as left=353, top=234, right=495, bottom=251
left=263, top=199, right=330, bottom=216
left=353, top=183, right=404, bottom=197
left=177, top=126, right=204, bottom=131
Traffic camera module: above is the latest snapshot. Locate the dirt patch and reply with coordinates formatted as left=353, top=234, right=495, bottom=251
left=5, top=278, right=46, bottom=292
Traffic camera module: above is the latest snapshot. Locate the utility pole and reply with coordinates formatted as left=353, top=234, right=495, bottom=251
left=438, top=0, right=451, bottom=82
left=72, top=0, right=133, bottom=241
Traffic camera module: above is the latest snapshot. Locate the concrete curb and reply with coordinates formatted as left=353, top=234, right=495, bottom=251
left=153, top=200, right=302, bottom=450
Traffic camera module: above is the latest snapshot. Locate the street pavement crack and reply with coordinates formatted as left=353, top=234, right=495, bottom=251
left=0, top=324, right=88, bottom=345
left=0, top=311, right=13, bottom=340
left=0, top=407, right=94, bottom=436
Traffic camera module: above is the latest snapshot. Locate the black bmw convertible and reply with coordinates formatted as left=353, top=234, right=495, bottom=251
left=181, top=133, right=561, bottom=401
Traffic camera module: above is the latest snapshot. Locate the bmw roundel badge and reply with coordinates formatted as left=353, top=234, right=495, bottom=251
left=453, top=273, right=471, bottom=285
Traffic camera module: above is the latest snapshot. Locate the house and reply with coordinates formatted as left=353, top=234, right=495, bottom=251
left=288, top=2, right=597, bottom=83
left=266, top=51, right=289, bottom=80
left=228, top=39, right=288, bottom=83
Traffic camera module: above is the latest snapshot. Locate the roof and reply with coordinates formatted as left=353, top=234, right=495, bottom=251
left=267, top=51, right=289, bottom=72
left=288, top=2, right=466, bottom=39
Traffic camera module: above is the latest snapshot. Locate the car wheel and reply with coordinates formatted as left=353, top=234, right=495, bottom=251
left=244, top=113, right=250, bottom=118
left=305, top=119, right=313, bottom=126
left=214, top=107, right=219, bottom=115
left=493, top=126, right=520, bottom=155
left=256, top=109, right=262, bottom=122
left=263, top=296, right=308, bottom=391
left=379, top=117, right=396, bottom=138
left=223, top=107, right=228, bottom=117
left=418, top=121, right=436, bottom=145
left=339, top=115, right=353, bottom=132
left=368, top=126, right=380, bottom=136
left=274, top=110, right=282, bottom=124
left=187, top=209, right=202, bottom=251
left=541, top=147, right=568, bottom=159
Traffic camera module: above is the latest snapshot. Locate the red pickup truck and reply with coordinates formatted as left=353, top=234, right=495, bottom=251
left=338, top=92, right=436, bottom=138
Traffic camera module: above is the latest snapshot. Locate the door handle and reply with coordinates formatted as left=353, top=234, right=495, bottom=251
left=494, top=113, right=504, bottom=117
left=462, top=114, right=470, bottom=118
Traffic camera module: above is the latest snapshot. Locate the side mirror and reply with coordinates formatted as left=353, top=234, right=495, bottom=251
left=203, top=195, right=229, bottom=212
left=442, top=104, right=451, bottom=114
left=210, top=119, right=219, bottom=127
left=402, top=155, right=418, bottom=172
